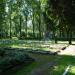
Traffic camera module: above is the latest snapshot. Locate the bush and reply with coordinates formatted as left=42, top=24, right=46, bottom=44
left=0, top=49, right=34, bottom=74
left=0, top=49, right=5, bottom=56
left=0, top=57, right=12, bottom=71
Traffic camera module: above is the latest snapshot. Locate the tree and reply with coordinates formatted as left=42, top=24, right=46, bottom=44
left=46, top=0, right=75, bottom=44
left=0, top=0, right=5, bottom=38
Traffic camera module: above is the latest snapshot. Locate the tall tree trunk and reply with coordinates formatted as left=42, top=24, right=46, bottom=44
left=38, top=1, right=41, bottom=40
left=53, top=31, right=57, bottom=44
left=69, top=29, right=72, bottom=44
left=19, top=16, right=22, bottom=39
left=0, top=0, right=5, bottom=38
left=55, top=35, right=57, bottom=44
left=9, top=3, right=12, bottom=39
left=25, top=15, right=27, bottom=38
left=18, top=0, right=22, bottom=39
left=32, top=9, right=35, bottom=38
left=10, top=15, right=12, bottom=39
left=39, top=15, right=41, bottom=40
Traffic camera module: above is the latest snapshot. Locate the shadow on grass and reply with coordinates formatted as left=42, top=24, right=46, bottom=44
left=52, top=54, right=75, bottom=75
left=0, top=44, right=75, bottom=75
left=4, top=54, right=75, bottom=75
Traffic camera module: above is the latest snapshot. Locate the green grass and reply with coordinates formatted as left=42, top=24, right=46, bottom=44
left=10, top=53, right=56, bottom=75
left=10, top=62, right=39, bottom=75
left=0, top=40, right=68, bottom=52
left=0, top=40, right=75, bottom=75
left=10, top=54, right=75, bottom=75
left=51, top=55, right=75, bottom=75
left=4, top=53, right=75, bottom=75
left=69, top=66, right=75, bottom=75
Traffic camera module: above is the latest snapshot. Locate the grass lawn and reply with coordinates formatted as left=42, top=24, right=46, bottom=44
left=0, top=40, right=69, bottom=51
left=10, top=53, right=56, bottom=75
left=7, top=54, right=75, bottom=75
left=69, top=66, right=75, bottom=75
left=0, top=40, right=75, bottom=75
left=51, top=55, right=75, bottom=75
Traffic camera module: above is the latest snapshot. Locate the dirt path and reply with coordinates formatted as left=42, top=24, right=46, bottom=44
left=26, top=53, right=57, bottom=75
left=27, top=62, right=55, bottom=75
left=28, top=45, right=75, bottom=75
left=59, top=45, right=75, bottom=56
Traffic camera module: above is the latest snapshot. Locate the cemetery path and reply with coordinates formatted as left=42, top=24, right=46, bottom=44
left=27, top=62, right=55, bottom=75
left=26, top=53, right=57, bottom=75
left=59, top=45, right=75, bottom=56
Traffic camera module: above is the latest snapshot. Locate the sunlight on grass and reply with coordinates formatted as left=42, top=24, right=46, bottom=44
left=51, top=55, right=75, bottom=75
left=52, top=65, right=67, bottom=75
left=0, top=40, right=75, bottom=75
left=11, top=53, right=56, bottom=75
left=69, top=66, right=75, bottom=74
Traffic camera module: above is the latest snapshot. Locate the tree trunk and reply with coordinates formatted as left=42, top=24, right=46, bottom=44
left=9, top=3, right=12, bottom=39
left=55, top=36, right=57, bottom=44
left=32, top=9, right=35, bottom=38
left=38, top=1, right=41, bottom=40
left=53, top=31, right=57, bottom=44
left=39, top=16, right=41, bottom=40
left=19, top=16, right=22, bottom=39
left=10, top=15, right=12, bottom=39
left=0, top=0, right=5, bottom=39
left=25, top=15, right=27, bottom=38
left=69, top=30, right=72, bottom=44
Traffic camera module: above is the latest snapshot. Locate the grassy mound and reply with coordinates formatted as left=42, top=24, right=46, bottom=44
left=0, top=48, right=34, bottom=74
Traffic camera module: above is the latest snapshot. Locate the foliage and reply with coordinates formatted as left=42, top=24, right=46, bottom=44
left=0, top=49, right=34, bottom=74
left=0, top=0, right=75, bottom=43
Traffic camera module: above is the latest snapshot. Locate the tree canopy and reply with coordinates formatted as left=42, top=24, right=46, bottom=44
left=0, top=0, right=75, bottom=44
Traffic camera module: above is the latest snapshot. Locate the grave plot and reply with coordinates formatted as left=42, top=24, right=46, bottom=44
left=0, top=48, right=34, bottom=75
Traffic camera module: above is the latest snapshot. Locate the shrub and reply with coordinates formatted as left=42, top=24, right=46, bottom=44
left=0, top=49, right=34, bottom=74
left=0, top=49, right=5, bottom=56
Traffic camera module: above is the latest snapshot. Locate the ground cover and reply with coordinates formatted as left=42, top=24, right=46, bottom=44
left=0, top=48, right=34, bottom=75
left=0, top=40, right=75, bottom=75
